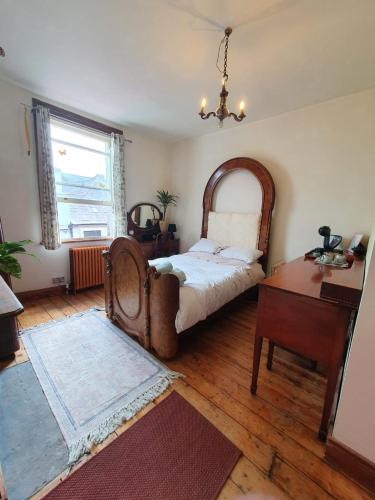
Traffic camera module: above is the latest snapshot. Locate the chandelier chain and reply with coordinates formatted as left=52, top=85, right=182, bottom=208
left=223, top=33, right=229, bottom=80
left=216, top=32, right=230, bottom=80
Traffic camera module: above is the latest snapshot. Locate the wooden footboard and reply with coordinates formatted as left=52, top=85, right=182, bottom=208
left=103, top=236, right=179, bottom=359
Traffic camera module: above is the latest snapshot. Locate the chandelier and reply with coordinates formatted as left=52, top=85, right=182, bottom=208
left=199, top=27, right=246, bottom=127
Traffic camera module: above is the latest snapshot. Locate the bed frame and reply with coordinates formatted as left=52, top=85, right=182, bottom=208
left=103, top=157, right=275, bottom=358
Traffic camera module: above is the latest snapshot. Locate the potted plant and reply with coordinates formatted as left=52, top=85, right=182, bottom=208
left=0, top=240, right=35, bottom=281
left=156, top=190, right=178, bottom=231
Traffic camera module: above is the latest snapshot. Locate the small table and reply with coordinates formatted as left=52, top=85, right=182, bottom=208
left=250, top=256, right=364, bottom=441
left=0, top=276, right=23, bottom=360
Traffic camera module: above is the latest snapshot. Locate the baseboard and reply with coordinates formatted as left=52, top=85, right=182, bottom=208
left=16, top=285, right=66, bottom=301
left=326, top=437, right=375, bottom=493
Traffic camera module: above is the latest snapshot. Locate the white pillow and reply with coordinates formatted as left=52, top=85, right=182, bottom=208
left=218, top=246, right=263, bottom=264
left=188, top=238, right=222, bottom=254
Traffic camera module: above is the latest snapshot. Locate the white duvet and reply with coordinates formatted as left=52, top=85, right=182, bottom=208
left=149, top=252, right=265, bottom=333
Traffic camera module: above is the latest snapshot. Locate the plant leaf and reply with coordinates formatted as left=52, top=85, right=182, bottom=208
left=0, top=255, right=22, bottom=278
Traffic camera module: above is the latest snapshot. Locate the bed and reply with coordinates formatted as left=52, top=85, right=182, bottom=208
left=103, top=157, right=275, bottom=358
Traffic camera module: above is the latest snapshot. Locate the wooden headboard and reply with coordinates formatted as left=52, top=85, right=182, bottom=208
left=201, top=157, right=275, bottom=271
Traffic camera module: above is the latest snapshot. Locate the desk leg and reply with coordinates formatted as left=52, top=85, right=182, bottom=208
left=251, top=336, right=263, bottom=395
left=319, top=354, right=342, bottom=441
left=267, top=341, right=275, bottom=370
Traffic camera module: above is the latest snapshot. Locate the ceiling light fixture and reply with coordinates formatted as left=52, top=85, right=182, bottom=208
left=199, top=27, right=245, bottom=128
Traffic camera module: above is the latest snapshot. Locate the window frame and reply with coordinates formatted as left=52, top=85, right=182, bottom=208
left=32, top=99, right=123, bottom=243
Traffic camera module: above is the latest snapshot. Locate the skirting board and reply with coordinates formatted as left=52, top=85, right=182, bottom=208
left=325, top=437, right=375, bottom=493
left=16, top=285, right=66, bottom=301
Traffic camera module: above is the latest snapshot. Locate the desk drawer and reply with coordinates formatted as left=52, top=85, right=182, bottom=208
left=256, top=286, right=351, bottom=365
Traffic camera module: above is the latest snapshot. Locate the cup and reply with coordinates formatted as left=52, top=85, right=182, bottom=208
left=334, top=254, right=346, bottom=266
left=320, top=254, right=333, bottom=265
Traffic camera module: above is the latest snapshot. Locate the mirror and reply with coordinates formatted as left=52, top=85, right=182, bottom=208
left=128, top=203, right=162, bottom=229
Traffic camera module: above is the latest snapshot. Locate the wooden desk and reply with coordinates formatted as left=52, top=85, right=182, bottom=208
left=250, top=256, right=364, bottom=441
left=0, top=276, right=23, bottom=360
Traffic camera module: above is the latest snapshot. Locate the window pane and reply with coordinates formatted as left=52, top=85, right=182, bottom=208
left=57, top=184, right=111, bottom=203
left=52, top=141, right=111, bottom=191
left=50, top=121, right=109, bottom=153
left=57, top=202, right=113, bottom=240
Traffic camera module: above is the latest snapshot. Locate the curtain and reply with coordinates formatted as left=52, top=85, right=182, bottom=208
left=110, top=133, right=127, bottom=237
left=34, top=105, right=60, bottom=250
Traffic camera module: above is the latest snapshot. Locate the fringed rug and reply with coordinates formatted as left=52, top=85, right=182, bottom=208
left=22, top=310, right=181, bottom=464
left=43, top=392, right=241, bottom=500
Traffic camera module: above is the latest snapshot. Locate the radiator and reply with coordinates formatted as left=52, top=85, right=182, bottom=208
left=69, top=246, right=109, bottom=293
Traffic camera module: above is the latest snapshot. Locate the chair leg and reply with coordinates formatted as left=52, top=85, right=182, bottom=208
left=267, top=341, right=275, bottom=370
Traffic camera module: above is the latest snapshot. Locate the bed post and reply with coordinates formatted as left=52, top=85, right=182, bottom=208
left=103, top=250, right=113, bottom=319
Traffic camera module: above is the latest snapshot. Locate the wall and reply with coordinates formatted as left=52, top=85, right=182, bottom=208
left=170, top=88, right=375, bottom=270
left=0, top=78, right=171, bottom=292
left=331, top=225, right=375, bottom=463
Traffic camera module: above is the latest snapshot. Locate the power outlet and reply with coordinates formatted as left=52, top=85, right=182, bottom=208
left=52, top=276, right=65, bottom=284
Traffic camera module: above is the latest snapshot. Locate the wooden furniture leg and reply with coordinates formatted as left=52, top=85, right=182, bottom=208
left=310, top=360, right=318, bottom=371
left=319, top=344, right=345, bottom=441
left=267, top=341, right=274, bottom=370
left=251, top=336, right=263, bottom=394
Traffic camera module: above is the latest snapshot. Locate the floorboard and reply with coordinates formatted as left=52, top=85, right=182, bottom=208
left=1, top=287, right=372, bottom=500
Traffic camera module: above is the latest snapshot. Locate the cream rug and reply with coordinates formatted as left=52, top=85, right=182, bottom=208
left=22, top=310, right=180, bottom=464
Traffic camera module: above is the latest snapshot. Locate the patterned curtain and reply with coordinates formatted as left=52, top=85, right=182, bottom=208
left=110, top=133, right=127, bottom=237
left=34, top=105, right=60, bottom=250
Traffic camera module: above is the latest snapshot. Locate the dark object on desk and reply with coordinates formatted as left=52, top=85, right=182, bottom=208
left=168, top=223, right=177, bottom=240
left=0, top=276, right=23, bottom=360
left=250, top=256, right=364, bottom=441
left=319, top=225, right=342, bottom=251
left=352, top=242, right=367, bottom=257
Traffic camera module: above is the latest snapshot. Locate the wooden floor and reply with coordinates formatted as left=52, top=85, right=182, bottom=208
left=1, top=287, right=372, bottom=500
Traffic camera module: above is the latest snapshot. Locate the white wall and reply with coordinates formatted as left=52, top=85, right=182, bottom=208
left=0, top=79, right=171, bottom=292
left=170, top=88, right=375, bottom=270
left=332, top=226, right=375, bottom=463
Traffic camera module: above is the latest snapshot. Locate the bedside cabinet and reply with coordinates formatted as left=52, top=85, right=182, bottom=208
left=162, top=238, right=179, bottom=257
left=138, top=236, right=179, bottom=259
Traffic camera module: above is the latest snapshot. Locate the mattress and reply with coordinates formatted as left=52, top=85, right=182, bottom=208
left=149, top=252, right=265, bottom=333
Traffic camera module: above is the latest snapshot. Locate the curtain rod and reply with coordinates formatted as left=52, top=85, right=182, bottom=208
left=20, top=102, right=133, bottom=143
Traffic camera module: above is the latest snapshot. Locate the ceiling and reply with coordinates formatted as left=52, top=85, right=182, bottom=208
left=1, top=0, right=375, bottom=141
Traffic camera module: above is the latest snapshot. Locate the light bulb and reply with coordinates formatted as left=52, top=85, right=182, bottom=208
left=201, top=98, right=207, bottom=111
left=240, top=101, right=245, bottom=112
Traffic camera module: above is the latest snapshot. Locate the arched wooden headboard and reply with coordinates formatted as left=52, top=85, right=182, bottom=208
left=201, top=157, right=275, bottom=271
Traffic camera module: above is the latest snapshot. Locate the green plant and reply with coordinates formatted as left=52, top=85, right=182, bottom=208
left=156, top=190, right=178, bottom=220
left=0, top=240, right=35, bottom=279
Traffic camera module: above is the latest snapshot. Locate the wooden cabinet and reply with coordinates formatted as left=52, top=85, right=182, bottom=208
left=139, top=237, right=180, bottom=260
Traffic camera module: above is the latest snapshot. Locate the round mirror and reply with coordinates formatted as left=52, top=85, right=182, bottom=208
left=129, top=203, right=162, bottom=229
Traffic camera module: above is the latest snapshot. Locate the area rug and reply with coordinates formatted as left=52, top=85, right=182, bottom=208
left=0, top=362, right=69, bottom=500
left=43, top=391, right=241, bottom=500
left=22, top=310, right=181, bottom=464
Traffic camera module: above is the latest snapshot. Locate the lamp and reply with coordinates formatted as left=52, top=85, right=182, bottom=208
left=199, top=27, right=246, bottom=128
left=168, top=224, right=177, bottom=240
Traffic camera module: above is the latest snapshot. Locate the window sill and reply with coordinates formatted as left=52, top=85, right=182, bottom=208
left=61, top=237, right=113, bottom=244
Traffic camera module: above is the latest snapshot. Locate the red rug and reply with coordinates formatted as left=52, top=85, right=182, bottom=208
left=43, top=391, right=241, bottom=500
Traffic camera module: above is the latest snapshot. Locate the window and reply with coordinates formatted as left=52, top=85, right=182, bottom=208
left=50, top=119, right=113, bottom=241
left=83, top=230, right=102, bottom=238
